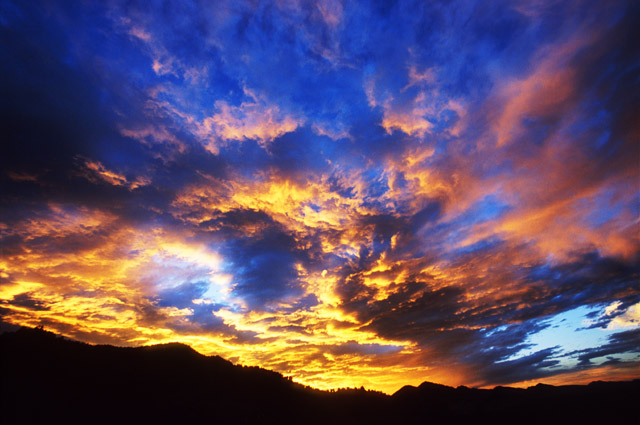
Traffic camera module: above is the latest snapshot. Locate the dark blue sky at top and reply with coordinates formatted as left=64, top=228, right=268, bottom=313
left=1, top=0, right=639, bottom=391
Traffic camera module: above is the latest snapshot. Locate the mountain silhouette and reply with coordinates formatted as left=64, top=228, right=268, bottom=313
left=1, top=326, right=637, bottom=424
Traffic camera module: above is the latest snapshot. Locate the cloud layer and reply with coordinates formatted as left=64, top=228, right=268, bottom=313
left=1, top=0, right=638, bottom=393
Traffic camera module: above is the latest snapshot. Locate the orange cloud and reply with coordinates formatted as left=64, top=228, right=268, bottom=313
left=316, top=0, right=343, bottom=28
left=366, top=67, right=463, bottom=138
left=120, top=125, right=187, bottom=156
left=80, top=158, right=150, bottom=190
left=198, top=88, right=302, bottom=151
left=5, top=170, right=39, bottom=182
left=402, top=65, right=436, bottom=92
left=490, top=35, right=593, bottom=147
left=381, top=108, right=432, bottom=137
left=312, top=122, right=352, bottom=140
left=0, top=199, right=430, bottom=393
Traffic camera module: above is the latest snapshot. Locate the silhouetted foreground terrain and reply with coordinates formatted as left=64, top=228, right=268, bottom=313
left=1, top=327, right=638, bottom=424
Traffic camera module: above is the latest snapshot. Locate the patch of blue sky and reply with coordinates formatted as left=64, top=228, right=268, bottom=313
left=564, top=103, right=613, bottom=152
left=499, top=304, right=637, bottom=368
left=147, top=253, right=235, bottom=304
left=467, top=195, right=511, bottom=224
left=449, top=237, right=504, bottom=258
left=521, top=117, right=551, bottom=147
left=305, top=202, right=323, bottom=213
left=359, top=168, right=390, bottom=199
left=588, top=352, right=640, bottom=366
left=439, top=195, right=510, bottom=253
left=594, top=130, right=612, bottom=150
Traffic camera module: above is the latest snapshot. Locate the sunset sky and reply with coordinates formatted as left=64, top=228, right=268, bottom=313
left=1, top=0, right=639, bottom=393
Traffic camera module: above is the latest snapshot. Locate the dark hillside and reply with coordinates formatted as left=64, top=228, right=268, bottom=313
left=1, top=327, right=638, bottom=425
left=0, top=327, right=386, bottom=424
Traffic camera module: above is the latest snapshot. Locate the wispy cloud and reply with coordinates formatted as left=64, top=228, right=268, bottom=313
left=198, top=87, right=303, bottom=151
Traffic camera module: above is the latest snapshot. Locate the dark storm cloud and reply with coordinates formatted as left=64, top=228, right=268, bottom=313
left=357, top=284, right=465, bottom=342
left=511, top=252, right=640, bottom=322
left=573, top=329, right=640, bottom=367
left=471, top=347, right=562, bottom=386
left=335, top=246, right=639, bottom=386
left=568, top=4, right=640, bottom=173
left=199, top=209, right=278, bottom=237
left=0, top=0, right=236, bottom=229
left=0, top=4, right=160, bottom=223
left=224, top=227, right=309, bottom=309
left=3, top=293, right=51, bottom=311
left=448, top=321, right=566, bottom=386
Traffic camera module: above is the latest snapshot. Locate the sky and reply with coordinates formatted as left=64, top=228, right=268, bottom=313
left=1, top=0, right=639, bottom=394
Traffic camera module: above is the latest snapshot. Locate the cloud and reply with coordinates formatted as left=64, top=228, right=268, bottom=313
left=605, top=302, right=640, bottom=330
left=117, top=15, right=204, bottom=81
left=198, top=88, right=302, bottom=150
left=311, top=122, right=352, bottom=141
left=4, top=293, right=51, bottom=311
left=120, top=125, right=187, bottom=154
left=472, top=347, right=562, bottom=387
left=79, top=158, right=150, bottom=190
left=573, top=328, right=640, bottom=367
left=489, top=36, right=586, bottom=148
left=1, top=0, right=638, bottom=393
